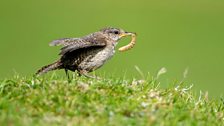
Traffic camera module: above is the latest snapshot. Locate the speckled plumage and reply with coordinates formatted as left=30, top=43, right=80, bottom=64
left=36, top=27, right=133, bottom=78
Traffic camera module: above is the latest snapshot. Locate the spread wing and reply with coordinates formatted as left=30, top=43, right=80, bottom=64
left=49, top=38, right=80, bottom=46
left=59, top=39, right=106, bottom=55
left=49, top=33, right=107, bottom=55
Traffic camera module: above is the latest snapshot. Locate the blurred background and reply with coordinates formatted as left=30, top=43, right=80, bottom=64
left=0, top=0, right=224, bottom=97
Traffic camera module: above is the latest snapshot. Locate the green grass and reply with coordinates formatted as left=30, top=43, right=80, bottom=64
left=0, top=73, right=223, bottom=126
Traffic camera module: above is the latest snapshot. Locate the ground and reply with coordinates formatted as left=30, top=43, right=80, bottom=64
left=0, top=73, right=223, bottom=126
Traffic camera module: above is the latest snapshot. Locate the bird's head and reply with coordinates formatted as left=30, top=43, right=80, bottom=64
left=100, top=27, right=136, bottom=41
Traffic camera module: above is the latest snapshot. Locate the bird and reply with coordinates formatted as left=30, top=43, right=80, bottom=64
left=36, top=27, right=136, bottom=79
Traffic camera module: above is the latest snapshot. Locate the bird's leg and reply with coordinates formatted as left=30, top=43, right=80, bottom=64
left=78, top=70, right=100, bottom=79
left=65, top=69, right=71, bottom=83
left=79, top=70, right=95, bottom=78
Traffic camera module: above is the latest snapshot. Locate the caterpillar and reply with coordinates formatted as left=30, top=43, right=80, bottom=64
left=119, top=33, right=136, bottom=52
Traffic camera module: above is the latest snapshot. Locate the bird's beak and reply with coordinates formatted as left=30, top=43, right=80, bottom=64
left=119, top=32, right=136, bottom=38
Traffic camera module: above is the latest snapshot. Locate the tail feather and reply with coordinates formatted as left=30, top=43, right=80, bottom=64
left=36, top=61, right=62, bottom=75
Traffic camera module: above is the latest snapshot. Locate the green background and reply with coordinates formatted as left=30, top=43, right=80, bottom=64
left=0, top=0, right=224, bottom=97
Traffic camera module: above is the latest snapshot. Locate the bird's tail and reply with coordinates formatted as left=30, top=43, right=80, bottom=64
left=36, top=61, right=62, bottom=75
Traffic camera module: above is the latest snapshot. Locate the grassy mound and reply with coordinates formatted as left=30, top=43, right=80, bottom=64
left=0, top=74, right=223, bottom=126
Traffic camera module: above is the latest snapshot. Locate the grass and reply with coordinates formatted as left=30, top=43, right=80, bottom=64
left=0, top=73, right=223, bottom=126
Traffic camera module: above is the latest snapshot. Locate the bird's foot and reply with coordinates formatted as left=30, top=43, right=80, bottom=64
left=78, top=70, right=101, bottom=80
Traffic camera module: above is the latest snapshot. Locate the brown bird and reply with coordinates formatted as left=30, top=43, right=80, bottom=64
left=36, top=27, right=135, bottom=79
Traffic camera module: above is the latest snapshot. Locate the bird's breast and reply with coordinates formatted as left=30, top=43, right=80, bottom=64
left=78, top=45, right=115, bottom=71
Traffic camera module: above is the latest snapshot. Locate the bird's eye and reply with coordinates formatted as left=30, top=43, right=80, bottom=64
left=114, top=31, right=119, bottom=34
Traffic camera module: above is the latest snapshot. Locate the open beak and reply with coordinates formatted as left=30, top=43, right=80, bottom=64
left=119, top=32, right=136, bottom=38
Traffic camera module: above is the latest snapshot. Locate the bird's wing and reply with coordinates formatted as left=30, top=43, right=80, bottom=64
left=49, top=32, right=107, bottom=55
left=49, top=38, right=80, bottom=46
left=59, top=39, right=106, bottom=55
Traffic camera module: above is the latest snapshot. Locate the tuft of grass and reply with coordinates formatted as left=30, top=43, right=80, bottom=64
left=0, top=73, right=223, bottom=126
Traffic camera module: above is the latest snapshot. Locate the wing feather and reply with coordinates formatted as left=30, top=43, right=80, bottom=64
left=59, top=39, right=106, bottom=55
left=49, top=32, right=107, bottom=55
left=49, top=38, right=79, bottom=46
